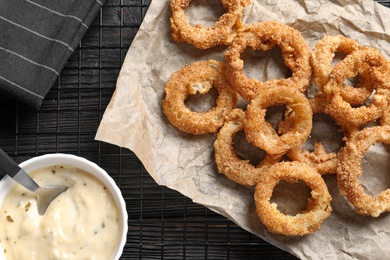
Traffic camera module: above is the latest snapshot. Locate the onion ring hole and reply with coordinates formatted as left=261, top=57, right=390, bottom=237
left=304, top=113, right=345, bottom=154
left=266, top=105, right=287, bottom=136
left=331, top=51, right=348, bottom=66
left=360, top=143, right=390, bottom=197
left=185, top=0, right=226, bottom=28
left=270, top=180, right=312, bottom=216
left=242, top=47, right=292, bottom=85
left=232, top=130, right=266, bottom=166
left=184, top=86, right=218, bottom=112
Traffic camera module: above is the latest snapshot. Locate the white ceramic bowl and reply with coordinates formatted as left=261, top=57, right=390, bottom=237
left=0, top=153, right=128, bottom=260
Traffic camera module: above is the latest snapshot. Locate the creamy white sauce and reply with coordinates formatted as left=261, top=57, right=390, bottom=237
left=0, top=165, right=120, bottom=260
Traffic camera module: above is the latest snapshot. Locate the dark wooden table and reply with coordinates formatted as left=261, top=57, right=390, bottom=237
left=0, top=0, right=389, bottom=259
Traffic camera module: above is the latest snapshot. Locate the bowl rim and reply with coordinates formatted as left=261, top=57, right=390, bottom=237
left=0, top=153, right=128, bottom=260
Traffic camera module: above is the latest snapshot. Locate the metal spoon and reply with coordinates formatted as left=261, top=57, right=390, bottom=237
left=0, top=148, right=68, bottom=215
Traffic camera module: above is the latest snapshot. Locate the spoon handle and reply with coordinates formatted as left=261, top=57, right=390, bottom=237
left=0, top=148, right=20, bottom=178
left=0, top=148, right=40, bottom=192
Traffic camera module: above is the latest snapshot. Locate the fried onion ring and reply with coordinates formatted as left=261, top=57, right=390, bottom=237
left=244, top=85, right=312, bottom=157
left=214, top=109, right=280, bottom=186
left=311, top=35, right=373, bottom=105
left=278, top=93, right=340, bottom=175
left=224, top=21, right=312, bottom=100
left=323, top=47, right=390, bottom=127
left=309, top=92, right=360, bottom=140
left=254, top=161, right=332, bottom=236
left=337, top=125, right=390, bottom=217
left=162, top=60, right=238, bottom=135
left=169, top=0, right=249, bottom=49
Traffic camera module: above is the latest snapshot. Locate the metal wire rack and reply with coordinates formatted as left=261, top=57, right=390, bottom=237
left=0, top=0, right=389, bottom=259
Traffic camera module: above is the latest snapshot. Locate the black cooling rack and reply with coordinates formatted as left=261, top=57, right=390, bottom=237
left=0, top=0, right=389, bottom=259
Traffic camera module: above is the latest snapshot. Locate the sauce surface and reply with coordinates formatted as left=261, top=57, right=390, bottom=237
left=0, top=165, right=120, bottom=260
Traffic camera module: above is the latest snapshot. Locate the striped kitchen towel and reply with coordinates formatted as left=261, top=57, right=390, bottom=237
left=0, top=0, right=105, bottom=108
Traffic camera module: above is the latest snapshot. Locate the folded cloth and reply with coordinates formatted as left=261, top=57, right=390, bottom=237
left=0, top=0, right=105, bottom=108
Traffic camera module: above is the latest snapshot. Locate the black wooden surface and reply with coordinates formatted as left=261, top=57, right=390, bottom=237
left=0, top=0, right=389, bottom=259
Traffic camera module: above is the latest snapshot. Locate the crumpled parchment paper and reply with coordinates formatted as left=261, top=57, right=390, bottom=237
left=95, top=0, right=390, bottom=259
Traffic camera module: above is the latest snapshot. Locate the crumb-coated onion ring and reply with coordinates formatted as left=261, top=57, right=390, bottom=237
left=169, top=0, right=248, bottom=49
left=162, top=60, right=238, bottom=135
left=323, top=48, right=390, bottom=127
left=337, top=125, right=390, bottom=217
left=254, top=161, right=332, bottom=236
left=214, top=109, right=280, bottom=186
left=244, top=85, right=312, bottom=157
left=311, top=35, right=373, bottom=105
left=224, top=21, right=312, bottom=100
left=307, top=92, right=359, bottom=140
left=311, top=35, right=360, bottom=88
left=380, top=105, right=390, bottom=127
left=279, top=94, right=339, bottom=175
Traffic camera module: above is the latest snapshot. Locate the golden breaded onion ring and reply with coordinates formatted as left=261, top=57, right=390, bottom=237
left=214, top=109, right=280, bottom=186
left=162, top=60, right=238, bottom=135
left=337, top=125, right=390, bottom=217
left=224, top=21, right=312, bottom=100
left=323, top=47, right=390, bottom=127
left=169, top=0, right=249, bottom=49
left=311, top=35, right=373, bottom=105
left=254, top=161, right=332, bottom=236
left=311, top=35, right=361, bottom=88
left=244, top=85, right=312, bottom=157
left=279, top=93, right=339, bottom=175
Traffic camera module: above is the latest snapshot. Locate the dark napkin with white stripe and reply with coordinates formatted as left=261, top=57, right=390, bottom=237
left=0, top=0, right=105, bottom=108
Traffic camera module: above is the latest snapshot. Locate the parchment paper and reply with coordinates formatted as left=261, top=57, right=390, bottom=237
left=95, top=0, right=390, bottom=259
